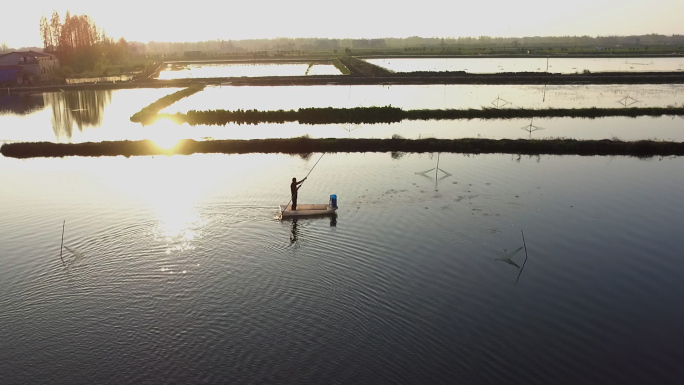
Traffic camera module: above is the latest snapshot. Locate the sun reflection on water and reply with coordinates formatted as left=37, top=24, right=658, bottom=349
left=148, top=117, right=183, bottom=149
left=153, top=202, right=203, bottom=255
left=97, top=155, right=225, bottom=262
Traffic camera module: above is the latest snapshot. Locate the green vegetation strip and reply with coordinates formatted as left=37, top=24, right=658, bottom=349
left=130, top=84, right=205, bottom=124
left=3, top=138, right=683, bottom=159
left=154, top=106, right=684, bottom=126
left=331, top=59, right=351, bottom=75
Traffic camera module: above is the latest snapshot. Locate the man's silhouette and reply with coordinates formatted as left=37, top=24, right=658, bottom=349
left=290, top=177, right=307, bottom=210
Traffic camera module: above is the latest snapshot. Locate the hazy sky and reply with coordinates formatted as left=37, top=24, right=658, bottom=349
left=2, top=0, right=683, bottom=48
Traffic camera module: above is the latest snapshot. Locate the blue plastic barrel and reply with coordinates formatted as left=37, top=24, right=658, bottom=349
left=330, top=194, right=338, bottom=208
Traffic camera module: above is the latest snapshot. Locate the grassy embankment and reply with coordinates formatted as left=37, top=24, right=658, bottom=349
left=52, top=58, right=160, bottom=81
left=152, top=105, right=684, bottom=126
left=130, top=84, right=205, bottom=124
left=331, top=59, right=351, bottom=75
left=3, top=138, right=684, bottom=159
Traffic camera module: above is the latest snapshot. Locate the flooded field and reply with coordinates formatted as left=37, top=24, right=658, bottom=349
left=157, top=62, right=341, bottom=79
left=2, top=86, right=683, bottom=144
left=365, top=57, right=684, bottom=74
left=161, top=83, right=684, bottom=112
left=1, top=152, right=683, bottom=384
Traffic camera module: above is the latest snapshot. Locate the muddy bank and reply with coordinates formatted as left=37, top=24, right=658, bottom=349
left=9, top=70, right=684, bottom=94
left=3, top=138, right=683, bottom=158
left=164, top=58, right=335, bottom=65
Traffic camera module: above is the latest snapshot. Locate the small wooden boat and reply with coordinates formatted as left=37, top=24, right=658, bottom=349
left=279, top=204, right=337, bottom=217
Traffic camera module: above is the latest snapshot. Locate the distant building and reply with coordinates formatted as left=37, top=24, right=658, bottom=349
left=0, top=66, right=21, bottom=83
left=0, top=51, right=60, bottom=83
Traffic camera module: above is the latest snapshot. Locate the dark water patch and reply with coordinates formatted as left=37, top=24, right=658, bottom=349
left=0, top=93, right=44, bottom=115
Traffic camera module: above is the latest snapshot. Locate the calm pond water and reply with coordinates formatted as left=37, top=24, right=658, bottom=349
left=160, top=83, right=684, bottom=111
left=157, top=63, right=341, bottom=79
left=1, top=152, right=683, bottom=384
left=2, top=87, right=683, bottom=144
left=365, top=57, right=684, bottom=74
left=0, top=88, right=181, bottom=144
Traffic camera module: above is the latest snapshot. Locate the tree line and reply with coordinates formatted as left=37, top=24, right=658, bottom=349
left=138, top=34, right=684, bottom=55
left=39, top=11, right=129, bottom=74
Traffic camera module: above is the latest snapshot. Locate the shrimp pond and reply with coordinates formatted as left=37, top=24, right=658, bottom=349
left=2, top=74, right=684, bottom=384
left=2, top=84, right=684, bottom=143
left=364, top=56, right=684, bottom=74
left=157, top=62, right=341, bottom=79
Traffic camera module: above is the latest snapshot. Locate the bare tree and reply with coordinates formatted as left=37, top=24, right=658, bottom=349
left=40, top=16, right=51, bottom=51
left=50, top=11, right=61, bottom=50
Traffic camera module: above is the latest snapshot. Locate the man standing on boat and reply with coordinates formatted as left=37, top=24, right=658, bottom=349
left=291, top=177, right=307, bottom=210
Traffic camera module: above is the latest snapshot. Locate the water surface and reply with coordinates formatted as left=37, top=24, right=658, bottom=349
left=365, top=57, right=684, bottom=74
left=1, top=152, right=683, bottom=384
left=161, top=83, right=684, bottom=112
left=157, top=63, right=341, bottom=79
left=2, top=86, right=683, bottom=145
left=0, top=88, right=179, bottom=144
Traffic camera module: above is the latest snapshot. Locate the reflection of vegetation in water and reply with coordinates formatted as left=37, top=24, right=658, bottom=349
left=293, top=152, right=313, bottom=160
left=0, top=93, right=45, bottom=115
left=43, top=90, right=112, bottom=140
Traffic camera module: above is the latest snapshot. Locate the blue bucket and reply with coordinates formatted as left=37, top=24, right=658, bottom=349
left=330, top=194, right=338, bottom=208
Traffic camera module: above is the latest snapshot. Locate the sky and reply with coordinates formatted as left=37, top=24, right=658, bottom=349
left=2, top=0, right=683, bottom=49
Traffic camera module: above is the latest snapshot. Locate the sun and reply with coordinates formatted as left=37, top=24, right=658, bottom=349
left=153, top=136, right=181, bottom=150
left=148, top=117, right=183, bottom=149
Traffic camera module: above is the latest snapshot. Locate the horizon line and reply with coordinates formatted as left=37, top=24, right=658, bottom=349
left=4, top=32, right=684, bottom=50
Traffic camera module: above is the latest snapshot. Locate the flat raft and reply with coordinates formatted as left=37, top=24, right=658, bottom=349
left=279, top=204, right=337, bottom=217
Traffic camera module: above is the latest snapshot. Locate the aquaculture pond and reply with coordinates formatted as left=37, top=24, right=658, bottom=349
left=0, top=88, right=181, bottom=144
left=161, top=83, right=684, bottom=112
left=364, top=57, right=684, bottom=74
left=157, top=62, right=341, bottom=80
left=1, top=151, right=683, bottom=385
left=2, top=87, right=683, bottom=144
